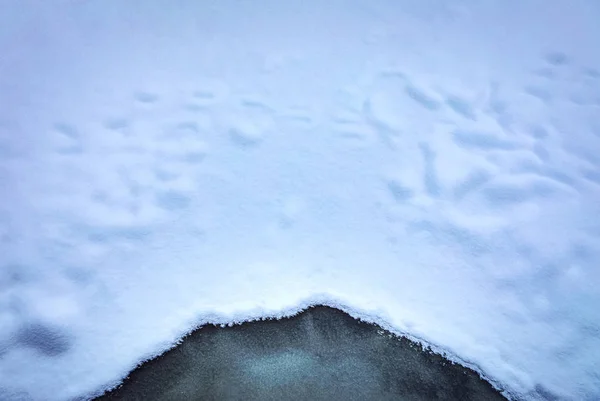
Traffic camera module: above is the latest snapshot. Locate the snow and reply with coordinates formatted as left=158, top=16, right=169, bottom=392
left=1, top=0, right=599, bottom=400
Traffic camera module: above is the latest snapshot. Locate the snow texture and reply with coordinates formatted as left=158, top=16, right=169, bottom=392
left=1, top=1, right=599, bottom=400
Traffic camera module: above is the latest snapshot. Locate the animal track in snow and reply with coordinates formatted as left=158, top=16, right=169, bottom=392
left=452, top=130, right=517, bottom=151
left=154, top=120, right=209, bottom=164
left=329, top=113, right=371, bottom=142
left=227, top=98, right=275, bottom=149
left=363, top=71, right=441, bottom=148
left=386, top=179, right=415, bottom=204
left=523, top=85, right=552, bottom=103
left=480, top=178, right=568, bottom=209
left=154, top=189, right=192, bottom=212
left=103, top=118, right=130, bottom=132
left=420, top=143, right=442, bottom=198
left=543, top=51, right=569, bottom=67
left=404, top=84, right=442, bottom=111
left=134, top=92, right=159, bottom=104
left=15, top=322, right=72, bottom=357
left=52, top=123, right=84, bottom=155
left=184, top=81, right=229, bottom=111
left=445, top=95, right=476, bottom=120
left=451, top=169, right=492, bottom=201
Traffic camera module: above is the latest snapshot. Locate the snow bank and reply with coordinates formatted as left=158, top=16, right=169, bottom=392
left=1, top=1, right=599, bottom=400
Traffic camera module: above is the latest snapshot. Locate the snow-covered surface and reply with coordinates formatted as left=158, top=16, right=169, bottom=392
left=1, top=1, right=600, bottom=400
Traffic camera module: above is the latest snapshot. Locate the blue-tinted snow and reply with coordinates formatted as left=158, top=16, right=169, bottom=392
left=1, top=1, right=599, bottom=400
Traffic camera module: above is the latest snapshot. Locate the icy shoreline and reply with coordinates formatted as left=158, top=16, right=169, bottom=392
left=94, top=303, right=508, bottom=401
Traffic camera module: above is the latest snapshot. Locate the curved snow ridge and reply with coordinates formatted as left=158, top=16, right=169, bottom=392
left=89, top=294, right=516, bottom=401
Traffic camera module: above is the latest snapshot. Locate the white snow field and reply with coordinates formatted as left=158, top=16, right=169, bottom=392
left=1, top=1, right=599, bottom=400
